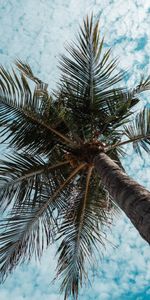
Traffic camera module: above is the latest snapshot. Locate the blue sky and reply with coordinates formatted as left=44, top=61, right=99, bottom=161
left=0, top=0, right=150, bottom=299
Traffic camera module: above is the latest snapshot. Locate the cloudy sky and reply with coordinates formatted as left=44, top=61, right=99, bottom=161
left=0, top=0, right=150, bottom=299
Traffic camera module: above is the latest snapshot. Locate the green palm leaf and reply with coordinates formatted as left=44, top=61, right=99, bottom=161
left=56, top=15, right=141, bottom=142
left=0, top=67, right=76, bottom=154
left=0, top=201, right=56, bottom=283
left=55, top=167, right=113, bottom=300
left=0, top=156, right=86, bottom=284
left=122, top=107, right=150, bottom=156
left=0, top=152, right=70, bottom=211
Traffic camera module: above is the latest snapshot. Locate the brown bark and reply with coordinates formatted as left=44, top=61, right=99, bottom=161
left=94, top=152, right=150, bottom=244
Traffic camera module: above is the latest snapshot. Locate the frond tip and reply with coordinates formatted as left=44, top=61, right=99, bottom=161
left=15, top=59, right=42, bottom=84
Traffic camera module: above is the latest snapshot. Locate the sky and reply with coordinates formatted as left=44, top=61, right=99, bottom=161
left=0, top=0, right=150, bottom=299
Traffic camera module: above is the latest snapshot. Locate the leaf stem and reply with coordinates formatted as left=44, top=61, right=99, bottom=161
left=106, top=134, right=150, bottom=152
left=2, top=160, right=70, bottom=188
left=76, top=166, right=93, bottom=247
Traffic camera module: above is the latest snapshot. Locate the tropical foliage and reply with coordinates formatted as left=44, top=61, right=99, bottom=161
left=0, top=16, right=150, bottom=299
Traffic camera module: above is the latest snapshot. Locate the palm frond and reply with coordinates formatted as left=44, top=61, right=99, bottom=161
left=0, top=200, right=57, bottom=283
left=0, top=152, right=70, bottom=211
left=56, top=15, right=140, bottom=141
left=55, top=167, right=113, bottom=300
left=0, top=159, right=86, bottom=283
left=59, top=16, right=123, bottom=100
left=110, top=107, right=150, bottom=156
left=0, top=67, right=76, bottom=154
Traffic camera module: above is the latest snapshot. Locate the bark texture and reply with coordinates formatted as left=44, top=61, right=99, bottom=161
left=94, top=152, right=150, bottom=244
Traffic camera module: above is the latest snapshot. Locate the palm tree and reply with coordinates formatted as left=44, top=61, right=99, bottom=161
left=0, top=15, right=150, bottom=299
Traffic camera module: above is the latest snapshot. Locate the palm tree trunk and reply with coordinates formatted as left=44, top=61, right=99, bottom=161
left=94, top=152, right=150, bottom=244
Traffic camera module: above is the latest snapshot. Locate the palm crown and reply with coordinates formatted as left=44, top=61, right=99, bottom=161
left=0, top=16, right=150, bottom=300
